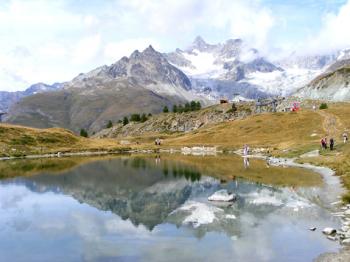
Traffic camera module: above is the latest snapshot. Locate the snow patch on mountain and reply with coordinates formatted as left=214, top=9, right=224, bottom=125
left=245, top=67, right=323, bottom=96
left=181, top=49, right=224, bottom=78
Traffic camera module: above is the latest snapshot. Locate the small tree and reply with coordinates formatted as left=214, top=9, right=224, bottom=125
left=117, top=119, right=122, bottom=124
left=130, top=114, right=141, bottom=122
left=123, top=116, right=129, bottom=126
left=140, top=113, right=148, bottom=123
left=195, top=101, right=201, bottom=110
left=106, top=120, right=113, bottom=128
left=319, top=103, right=328, bottom=110
left=190, top=100, right=197, bottom=111
left=80, top=128, right=88, bottom=138
left=148, top=113, right=152, bottom=117
left=163, top=106, right=169, bottom=113
left=172, top=104, right=178, bottom=113
left=177, top=105, right=184, bottom=113
left=184, top=102, right=191, bottom=112
left=231, top=103, right=237, bottom=113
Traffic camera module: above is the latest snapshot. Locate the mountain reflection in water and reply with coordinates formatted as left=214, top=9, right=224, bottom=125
left=0, top=155, right=342, bottom=262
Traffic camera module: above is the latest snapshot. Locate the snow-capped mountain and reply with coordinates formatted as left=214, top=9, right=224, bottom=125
left=66, top=45, right=207, bottom=102
left=165, top=36, right=280, bottom=81
left=166, top=37, right=339, bottom=99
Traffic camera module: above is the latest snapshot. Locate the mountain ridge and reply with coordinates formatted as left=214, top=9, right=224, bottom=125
left=6, top=46, right=206, bottom=132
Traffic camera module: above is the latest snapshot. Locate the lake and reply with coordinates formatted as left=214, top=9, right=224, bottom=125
left=0, top=154, right=342, bottom=262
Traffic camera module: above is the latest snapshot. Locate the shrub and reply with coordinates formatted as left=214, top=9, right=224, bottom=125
left=178, top=105, right=184, bottom=113
left=106, top=120, right=113, bottom=128
left=123, top=117, right=129, bottom=126
left=184, top=102, right=191, bottom=112
left=190, top=100, right=197, bottom=111
left=319, top=103, right=328, bottom=110
left=231, top=103, right=237, bottom=113
left=130, top=114, right=141, bottom=122
left=195, top=101, right=201, bottom=110
left=80, top=129, right=88, bottom=138
left=172, top=104, right=178, bottom=113
left=140, top=113, right=148, bottom=123
left=163, top=106, right=169, bottom=113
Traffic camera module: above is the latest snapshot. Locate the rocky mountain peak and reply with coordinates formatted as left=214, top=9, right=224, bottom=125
left=143, top=45, right=156, bottom=54
left=193, top=36, right=206, bottom=45
left=225, top=38, right=243, bottom=47
left=189, top=36, right=212, bottom=52
left=78, top=45, right=193, bottom=91
left=130, top=50, right=141, bottom=59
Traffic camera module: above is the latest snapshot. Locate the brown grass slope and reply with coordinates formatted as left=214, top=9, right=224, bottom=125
left=165, top=110, right=325, bottom=152
left=0, top=123, right=121, bottom=157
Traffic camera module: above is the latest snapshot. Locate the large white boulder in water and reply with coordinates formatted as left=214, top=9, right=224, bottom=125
left=322, top=227, right=337, bottom=235
left=208, top=189, right=236, bottom=202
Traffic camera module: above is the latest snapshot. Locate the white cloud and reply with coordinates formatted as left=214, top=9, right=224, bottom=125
left=119, top=0, right=275, bottom=51
left=72, top=34, right=102, bottom=65
left=297, top=0, right=350, bottom=55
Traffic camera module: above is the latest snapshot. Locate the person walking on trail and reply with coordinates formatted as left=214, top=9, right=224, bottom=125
left=324, top=137, right=328, bottom=149
left=330, top=138, right=334, bottom=151
left=343, top=132, right=348, bottom=144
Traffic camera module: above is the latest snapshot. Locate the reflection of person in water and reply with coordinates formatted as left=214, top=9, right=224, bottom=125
left=155, top=155, right=161, bottom=165
left=243, top=156, right=250, bottom=168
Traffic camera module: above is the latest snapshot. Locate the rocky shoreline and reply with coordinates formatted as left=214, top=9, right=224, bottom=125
left=235, top=149, right=350, bottom=261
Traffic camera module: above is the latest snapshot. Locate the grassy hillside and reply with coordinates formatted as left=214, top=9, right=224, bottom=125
left=95, top=102, right=254, bottom=139
left=294, top=103, right=350, bottom=202
left=0, top=123, right=122, bottom=157
left=164, top=110, right=325, bottom=153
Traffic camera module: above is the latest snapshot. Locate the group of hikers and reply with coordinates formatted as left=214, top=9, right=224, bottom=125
left=320, top=132, right=348, bottom=151
left=154, top=138, right=161, bottom=146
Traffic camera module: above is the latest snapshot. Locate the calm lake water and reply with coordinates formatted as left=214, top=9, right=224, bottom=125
left=0, top=155, right=342, bottom=262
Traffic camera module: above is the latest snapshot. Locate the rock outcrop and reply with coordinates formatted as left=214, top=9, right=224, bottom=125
left=94, top=103, right=254, bottom=138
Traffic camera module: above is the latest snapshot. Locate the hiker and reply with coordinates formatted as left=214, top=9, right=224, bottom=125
left=324, top=137, right=328, bottom=149
left=343, top=132, right=348, bottom=144
left=330, top=138, right=334, bottom=150
left=243, top=144, right=250, bottom=156
left=155, top=138, right=161, bottom=146
left=321, top=138, right=326, bottom=149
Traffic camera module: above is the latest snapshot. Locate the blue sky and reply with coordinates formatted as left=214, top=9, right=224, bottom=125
left=0, top=0, right=350, bottom=91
